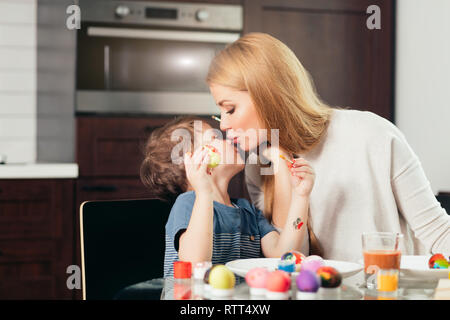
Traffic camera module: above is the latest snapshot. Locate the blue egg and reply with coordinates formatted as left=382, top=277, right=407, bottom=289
left=296, top=270, right=320, bottom=293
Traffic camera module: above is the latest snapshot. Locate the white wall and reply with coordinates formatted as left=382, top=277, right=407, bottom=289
left=0, top=0, right=36, bottom=163
left=396, top=0, right=450, bottom=194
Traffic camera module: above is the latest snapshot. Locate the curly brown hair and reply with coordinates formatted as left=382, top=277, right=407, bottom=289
left=140, top=116, right=202, bottom=202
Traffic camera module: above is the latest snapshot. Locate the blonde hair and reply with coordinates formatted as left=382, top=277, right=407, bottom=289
left=207, top=33, right=328, bottom=255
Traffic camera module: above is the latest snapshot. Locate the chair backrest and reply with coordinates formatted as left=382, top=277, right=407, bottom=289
left=80, top=198, right=172, bottom=300
left=437, top=192, right=450, bottom=215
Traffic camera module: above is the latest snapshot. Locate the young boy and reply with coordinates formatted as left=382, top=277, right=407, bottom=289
left=140, top=117, right=315, bottom=277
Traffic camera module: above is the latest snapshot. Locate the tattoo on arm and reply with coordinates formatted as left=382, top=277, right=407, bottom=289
left=293, top=217, right=304, bottom=230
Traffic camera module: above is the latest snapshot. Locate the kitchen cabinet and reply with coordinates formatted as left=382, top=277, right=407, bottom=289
left=0, top=179, right=74, bottom=299
left=243, top=0, right=395, bottom=121
left=77, top=116, right=171, bottom=177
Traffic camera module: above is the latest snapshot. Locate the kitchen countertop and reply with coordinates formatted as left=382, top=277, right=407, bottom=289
left=0, top=163, right=79, bottom=179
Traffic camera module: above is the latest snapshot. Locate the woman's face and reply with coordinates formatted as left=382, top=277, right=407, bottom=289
left=209, top=84, right=266, bottom=151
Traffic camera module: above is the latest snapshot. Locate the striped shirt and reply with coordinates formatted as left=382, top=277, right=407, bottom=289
left=163, top=191, right=277, bottom=278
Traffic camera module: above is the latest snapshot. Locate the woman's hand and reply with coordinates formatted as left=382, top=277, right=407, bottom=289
left=184, top=147, right=213, bottom=194
left=289, top=158, right=315, bottom=197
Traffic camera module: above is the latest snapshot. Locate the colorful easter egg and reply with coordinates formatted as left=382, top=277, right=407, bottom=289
left=296, top=270, right=320, bottom=293
left=245, top=268, right=269, bottom=295
left=301, top=255, right=325, bottom=273
left=278, top=259, right=296, bottom=273
left=316, top=266, right=342, bottom=288
left=209, top=265, right=235, bottom=290
left=204, top=145, right=221, bottom=168
left=266, top=270, right=291, bottom=293
left=246, top=268, right=269, bottom=288
left=281, top=250, right=306, bottom=272
left=432, top=259, right=449, bottom=269
left=429, top=254, right=448, bottom=269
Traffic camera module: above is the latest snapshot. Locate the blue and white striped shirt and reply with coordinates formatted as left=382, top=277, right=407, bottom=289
left=163, top=191, right=277, bottom=278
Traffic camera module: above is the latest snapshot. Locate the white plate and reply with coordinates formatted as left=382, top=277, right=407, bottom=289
left=357, top=255, right=449, bottom=280
left=400, top=255, right=448, bottom=279
left=225, top=258, right=363, bottom=278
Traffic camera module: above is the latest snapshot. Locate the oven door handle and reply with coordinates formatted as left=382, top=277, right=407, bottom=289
left=87, top=27, right=240, bottom=44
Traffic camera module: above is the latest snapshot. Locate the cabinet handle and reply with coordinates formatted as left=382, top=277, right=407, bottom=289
left=81, top=185, right=118, bottom=192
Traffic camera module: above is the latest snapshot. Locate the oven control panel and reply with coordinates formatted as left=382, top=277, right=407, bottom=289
left=79, top=0, right=243, bottom=31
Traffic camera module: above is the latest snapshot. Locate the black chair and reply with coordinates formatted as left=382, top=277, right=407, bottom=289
left=436, top=192, right=450, bottom=215
left=80, top=198, right=172, bottom=300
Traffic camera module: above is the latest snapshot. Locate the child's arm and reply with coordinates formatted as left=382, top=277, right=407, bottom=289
left=261, top=158, right=315, bottom=257
left=178, top=148, right=214, bottom=263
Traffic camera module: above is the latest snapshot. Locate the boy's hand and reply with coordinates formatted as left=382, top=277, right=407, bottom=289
left=184, top=147, right=213, bottom=194
left=289, top=158, right=315, bottom=198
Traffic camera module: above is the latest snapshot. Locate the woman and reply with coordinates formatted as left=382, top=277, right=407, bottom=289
left=206, top=32, right=450, bottom=262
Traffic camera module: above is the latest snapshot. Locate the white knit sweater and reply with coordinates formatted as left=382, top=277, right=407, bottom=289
left=245, top=109, right=450, bottom=262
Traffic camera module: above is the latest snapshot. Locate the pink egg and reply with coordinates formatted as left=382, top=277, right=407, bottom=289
left=266, top=270, right=291, bottom=292
left=245, top=268, right=269, bottom=289
left=301, top=255, right=324, bottom=273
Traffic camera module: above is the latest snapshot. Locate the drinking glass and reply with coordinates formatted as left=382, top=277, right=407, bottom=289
left=362, top=232, right=402, bottom=289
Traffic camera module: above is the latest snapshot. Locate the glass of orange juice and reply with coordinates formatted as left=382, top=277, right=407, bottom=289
left=362, top=232, right=403, bottom=289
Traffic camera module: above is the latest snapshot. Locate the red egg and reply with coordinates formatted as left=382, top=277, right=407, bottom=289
left=266, top=270, right=291, bottom=292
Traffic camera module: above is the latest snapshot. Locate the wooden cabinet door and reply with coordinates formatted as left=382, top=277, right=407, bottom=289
left=77, top=116, right=173, bottom=177
left=244, top=0, right=394, bottom=121
left=0, top=180, right=74, bottom=299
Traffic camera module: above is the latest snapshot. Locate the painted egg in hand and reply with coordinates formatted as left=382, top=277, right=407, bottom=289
left=204, top=145, right=221, bottom=168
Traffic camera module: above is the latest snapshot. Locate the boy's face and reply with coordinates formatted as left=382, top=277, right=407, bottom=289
left=197, top=122, right=245, bottom=173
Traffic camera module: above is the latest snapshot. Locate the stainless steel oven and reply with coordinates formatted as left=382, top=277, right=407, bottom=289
left=76, top=0, right=243, bottom=115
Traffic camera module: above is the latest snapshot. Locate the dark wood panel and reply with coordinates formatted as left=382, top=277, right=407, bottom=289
left=0, top=240, right=55, bottom=263
left=0, top=277, right=56, bottom=300
left=0, top=180, right=69, bottom=240
left=77, top=116, right=174, bottom=177
left=0, top=180, right=74, bottom=299
left=244, top=0, right=394, bottom=121
left=76, top=178, right=153, bottom=206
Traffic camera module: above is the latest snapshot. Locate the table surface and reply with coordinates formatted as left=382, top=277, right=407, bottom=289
left=122, top=270, right=441, bottom=300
